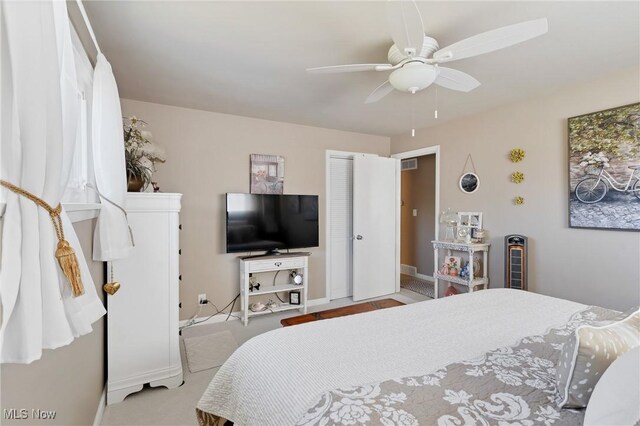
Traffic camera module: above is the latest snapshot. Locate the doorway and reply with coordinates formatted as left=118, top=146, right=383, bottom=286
left=392, top=146, right=440, bottom=299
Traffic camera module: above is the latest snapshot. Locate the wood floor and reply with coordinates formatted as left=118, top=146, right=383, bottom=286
left=281, top=298, right=405, bottom=326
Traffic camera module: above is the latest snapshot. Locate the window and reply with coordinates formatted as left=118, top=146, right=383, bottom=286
left=62, top=23, right=100, bottom=220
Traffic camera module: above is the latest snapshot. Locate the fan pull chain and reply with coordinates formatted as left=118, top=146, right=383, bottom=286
left=435, top=86, right=439, bottom=119
left=411, top=108, right=416, bottom=137
left=410, top=92, right=416, bottom=137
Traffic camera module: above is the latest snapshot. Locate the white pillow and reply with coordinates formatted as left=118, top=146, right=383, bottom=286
left=583, top=346, right=640, bottom=426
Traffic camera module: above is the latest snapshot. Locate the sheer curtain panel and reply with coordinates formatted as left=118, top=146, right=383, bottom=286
left=0, top=0, right=105, bottom=364
left=91, top=54, right=134, bottom=261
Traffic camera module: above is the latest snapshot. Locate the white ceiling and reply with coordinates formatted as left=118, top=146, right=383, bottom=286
left=84, top=1, right=640, bottom=136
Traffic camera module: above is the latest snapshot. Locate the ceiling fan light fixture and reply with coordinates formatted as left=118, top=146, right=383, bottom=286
left=388, top=63, right=437, bottom=93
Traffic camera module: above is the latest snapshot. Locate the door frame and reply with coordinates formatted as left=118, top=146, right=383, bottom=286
left=391, top=145, right=441, bottom=289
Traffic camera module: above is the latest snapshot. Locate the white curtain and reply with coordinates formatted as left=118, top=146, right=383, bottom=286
left=91, top=53, right=133, bottom=261
left=0, top=0, right=105, bottom=364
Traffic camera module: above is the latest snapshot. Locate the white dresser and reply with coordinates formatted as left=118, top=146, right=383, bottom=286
left=107, top=193, right=183, bottom=404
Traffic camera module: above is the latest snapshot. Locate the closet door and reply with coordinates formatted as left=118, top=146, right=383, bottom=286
left=328, top=156, right=353, bottom=299
left=352, top=155, right=399, bottom=301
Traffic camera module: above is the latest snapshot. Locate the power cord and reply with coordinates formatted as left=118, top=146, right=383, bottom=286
left=180, top=293, right=241, bottom=330
left=182, top=303, right=204, bottom=329
left=273, top=270, right=286, bottom=303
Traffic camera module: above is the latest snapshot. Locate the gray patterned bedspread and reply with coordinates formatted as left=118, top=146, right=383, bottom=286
left=297, top=306, right=617, bottom=426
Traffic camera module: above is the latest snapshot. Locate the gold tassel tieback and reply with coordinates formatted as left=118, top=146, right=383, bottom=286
left=1, top=180, right=85, bottom=297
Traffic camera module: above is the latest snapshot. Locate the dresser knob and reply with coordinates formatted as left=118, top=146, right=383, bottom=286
left=179, top=275, right=182, bottom=281
left=179, top=224, right=182, bottom=230
left=179, top=249, right=182, bottom=255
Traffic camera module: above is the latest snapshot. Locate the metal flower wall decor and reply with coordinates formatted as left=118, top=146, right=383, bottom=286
left=510, top=148, right=526, bottom=163
left=511, top=171, right=525, bottom=183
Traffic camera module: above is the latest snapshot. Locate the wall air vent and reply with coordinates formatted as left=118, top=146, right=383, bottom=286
left=401, top=158, right=418, bottom=171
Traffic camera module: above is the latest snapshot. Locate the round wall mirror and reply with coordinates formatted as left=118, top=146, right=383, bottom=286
left=459, top=172, right=480, bottom=194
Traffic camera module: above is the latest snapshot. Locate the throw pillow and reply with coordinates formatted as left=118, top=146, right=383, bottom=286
left=556, top=308, right=639, bottom=408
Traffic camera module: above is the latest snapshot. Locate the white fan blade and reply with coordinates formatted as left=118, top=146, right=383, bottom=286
left=365, top=80, right=395, bottom=104
left=307, top=64, right=393, bottom=74
left=434, top=67, right=480, bottom=92
left=432, top=18, right=548, bottom=63
left=387, top=0, right=425, bottom=57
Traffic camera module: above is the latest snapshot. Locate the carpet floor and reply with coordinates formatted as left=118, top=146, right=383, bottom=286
left=400, top=273, right=435, bottom=299
left=100, top=289, right=424, bottom=425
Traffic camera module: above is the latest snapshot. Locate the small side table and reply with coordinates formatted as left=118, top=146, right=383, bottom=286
left=432, top=240, right=490, bottom=298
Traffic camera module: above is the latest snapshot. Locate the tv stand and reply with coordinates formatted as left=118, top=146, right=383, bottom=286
left=240, top=251, right=311, bottom=260
left=239, top=253, right=310, bottom=326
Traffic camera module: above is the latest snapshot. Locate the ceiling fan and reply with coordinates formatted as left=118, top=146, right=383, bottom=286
left=307, top=1, right=548, bottom=104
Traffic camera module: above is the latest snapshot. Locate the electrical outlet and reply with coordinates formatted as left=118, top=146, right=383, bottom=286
left=198, top=294, right=207, bottom=305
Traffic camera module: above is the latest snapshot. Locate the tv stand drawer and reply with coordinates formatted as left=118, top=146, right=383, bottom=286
left=249, top=258, right=305, bottom=272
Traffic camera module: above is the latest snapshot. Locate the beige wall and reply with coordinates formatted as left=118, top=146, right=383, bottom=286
left=121, top=99, right=390, bottom=319
left=400, top=155, right=436, bottom=276
left=392, top=66, right=640, bottom=310
left=1, top=220, right=105, bottom=425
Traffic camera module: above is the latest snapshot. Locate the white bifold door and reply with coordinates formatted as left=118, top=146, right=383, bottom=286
left=352, top=154, right=400, bottom=301
left=329, top=156, right=354, bottom=299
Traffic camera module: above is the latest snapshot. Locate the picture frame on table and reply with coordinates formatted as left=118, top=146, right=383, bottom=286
left=458, top=212, right=483, bottom=229
left=456, top=212, right=483, bottom=242
left=289, top=291, right=301, bottom=305
left=443, top=256, right=461, bottom=276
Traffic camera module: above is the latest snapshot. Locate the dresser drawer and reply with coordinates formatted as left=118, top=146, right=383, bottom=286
left=248, top=258, right=305, bottom=272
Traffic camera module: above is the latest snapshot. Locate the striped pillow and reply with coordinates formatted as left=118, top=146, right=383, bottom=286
left=556, top=308, right=640, bottom=408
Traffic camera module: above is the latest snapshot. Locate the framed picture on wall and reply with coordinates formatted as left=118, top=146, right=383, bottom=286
left=568, top=103, right=640, bottom=231
left=250, top=154, right=284, bottom=194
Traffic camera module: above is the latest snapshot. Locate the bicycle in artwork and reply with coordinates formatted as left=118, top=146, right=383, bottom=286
left=574, top=157, right=640, bottom=204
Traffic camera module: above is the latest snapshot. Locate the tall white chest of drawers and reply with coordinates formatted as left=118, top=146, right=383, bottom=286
left=107, top=193, right=183, bottom=404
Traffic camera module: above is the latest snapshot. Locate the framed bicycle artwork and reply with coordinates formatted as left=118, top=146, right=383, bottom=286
left=568, top=103, right=640, bottom=231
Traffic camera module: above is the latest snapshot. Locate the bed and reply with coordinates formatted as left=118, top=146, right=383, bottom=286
left=196, top=289, right=620, bottom=425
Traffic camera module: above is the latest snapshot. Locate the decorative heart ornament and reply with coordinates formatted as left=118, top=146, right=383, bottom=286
left=103, top=281, right=121, bottom=295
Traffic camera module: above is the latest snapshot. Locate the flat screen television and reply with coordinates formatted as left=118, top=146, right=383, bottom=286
left=226, top=193, right=319, bottom=254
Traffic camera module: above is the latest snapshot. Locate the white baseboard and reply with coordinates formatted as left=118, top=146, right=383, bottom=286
left=307, top=297, right=330, bottom=307
left=400, top=264, right=417, bottom=276
left=401, top=264, right=434, bottom=282
left=179, top=312, right=240, bottom=328
left=93, top=385, right=106, bottom=426
left=416, top=272, right=434, bottom=282
left=179, top=297, right=329, bottom=328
